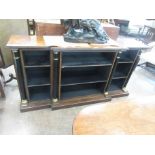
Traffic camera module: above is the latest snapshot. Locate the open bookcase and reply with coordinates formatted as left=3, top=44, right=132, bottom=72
left=52, top=50, right=117, bottom=109
left=19, top=49, right=52, bottom=111
left=13, top=47, right=142, bottom=111
left=14, top=47, right=141, bottom=111
left=106, top=49, right=140, bottom=97
left=7, top=35, right=149, bottom=112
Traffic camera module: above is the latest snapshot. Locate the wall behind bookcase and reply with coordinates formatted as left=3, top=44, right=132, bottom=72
left=0, top=19, right=28, bottom=68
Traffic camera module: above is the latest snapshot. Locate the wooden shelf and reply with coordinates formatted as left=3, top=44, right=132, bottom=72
left=25, top=65, right=50, bottom=68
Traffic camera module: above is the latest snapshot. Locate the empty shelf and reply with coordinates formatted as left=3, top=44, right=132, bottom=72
left=118, top=50, right=139, bottom=63
left=27, top=76, right=50, bottom=87
left=23, top=49, right=50, bottom=66
left=62, top=52, right=114, bottom=67
left=108, top=84, right=122, bottom=91
left=29, top=86, right=51, bottom=101
left=61, top=87, right=102, bottom=100
left=61, top=83, right=105, bottom=99
left=26, top=68, right=50, bottom=87
left=62, top=75, right=106, bottom=86
left=108, top=79, right=126, bottom=91
left=61, top=66, right=110, bottom=86
left=113, top=71, right=127, bottom=78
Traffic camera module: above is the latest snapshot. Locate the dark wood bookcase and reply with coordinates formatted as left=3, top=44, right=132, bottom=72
left=7, top=35, right=149, bottom=112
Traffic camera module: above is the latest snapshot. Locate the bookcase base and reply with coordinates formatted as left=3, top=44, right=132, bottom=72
left=52, top=94, right=111, bottom=110
left=107, top=90, right=129, bottom=98
left=20, top=100, right=51, bottom=112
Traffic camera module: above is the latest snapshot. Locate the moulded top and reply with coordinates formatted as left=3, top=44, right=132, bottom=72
left=7, top=35, right=149, bottom=51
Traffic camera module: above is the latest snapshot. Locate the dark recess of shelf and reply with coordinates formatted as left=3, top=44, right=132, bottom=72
left=118, top=50, right=138, bottom=63
left=26, top=68, right=50, bottom=86
left=61, top=83, right=105, bottom=99
left=62, top=52, right=113, bottom=67
left=108, top=84, right=122, bottom=91
left=29, top=86, right=51, bottom=101
left=23, top=50, right=50, bottom=66
left=112, top=63, right=133, bottom=79
left=113, top=71, right=127, bottom=78
left=108, top=79, right=126, bottom=91
left=61, top=66, right=110, bottom=86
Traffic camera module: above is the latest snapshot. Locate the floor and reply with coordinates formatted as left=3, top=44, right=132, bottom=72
left=0, top=54, right=155, bottom=134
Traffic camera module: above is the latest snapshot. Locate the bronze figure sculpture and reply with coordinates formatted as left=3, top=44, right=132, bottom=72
left=63, top=19, right=109, bottom=44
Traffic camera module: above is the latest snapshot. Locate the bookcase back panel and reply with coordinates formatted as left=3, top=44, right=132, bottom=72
left=22, top=49, right=50, bottom=66
left=113, top=63, right=133, bottom=78
left=62, top=51, right=116, bottom=67
left=108, top=78, right=126, bottom=91
left=26, top=67, right=50, bottom=86
left=61, top=82, right=106, bottom=100
left=118, top=50, right=139, bottom=63
left=29, top=86, right=51, bottom=101
left=61, top=66, right=111, bottom=86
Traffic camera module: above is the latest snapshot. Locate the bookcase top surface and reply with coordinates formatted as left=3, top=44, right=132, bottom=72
left=7, top=35, right=149, bottom=50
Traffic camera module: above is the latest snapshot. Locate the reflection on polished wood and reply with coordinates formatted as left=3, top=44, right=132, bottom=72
left=7, top=35, right=120, bottom=49
left=73, top=99, right=155, bottom=135
left=7, top=35, right=46, bottom=48
left=7, top=35, right=149, bottom=50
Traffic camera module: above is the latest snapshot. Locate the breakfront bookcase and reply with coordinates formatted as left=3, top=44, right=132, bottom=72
left=7, top=35, right=149, bottom=112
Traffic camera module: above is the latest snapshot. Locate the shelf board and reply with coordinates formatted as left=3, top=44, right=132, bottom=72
left=25, top=65, right=50, bottom=68
left=118, top=61, right=133, bottom=64
left=27, top=76, right=50, bottom=87
left=61, top=75, right=107, bottom=86
left=28, top=84, right=50, bottom=88
left=62, top=56, right=112, bottom=68
left=62, top=64, right=112, bottom=68
left=112, top=77, right=126, bottom=80
left=61, top=87, right=103, bottom=100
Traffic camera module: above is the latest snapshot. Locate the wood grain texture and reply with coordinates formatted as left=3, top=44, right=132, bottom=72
left=7, top=35, right=149, bottom=50
left=35, top=23, right=66, bottom=36
left=73, top=101, right=155, bottom=135
left=7, top=35, right=46, bottom=48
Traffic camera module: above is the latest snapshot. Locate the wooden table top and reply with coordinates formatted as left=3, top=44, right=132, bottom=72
left=7, top=35, right=149, bottom=50
left=73, top=101, right=155, bottom=135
